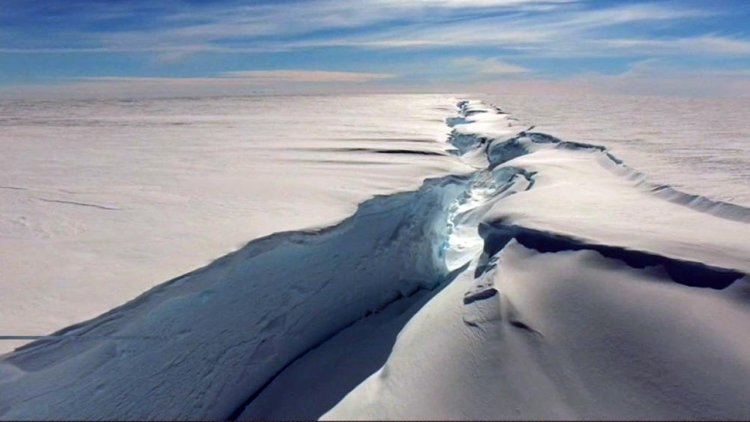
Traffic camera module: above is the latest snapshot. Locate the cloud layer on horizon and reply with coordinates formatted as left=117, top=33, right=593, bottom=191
left=1, top=0, right=749, bottom=97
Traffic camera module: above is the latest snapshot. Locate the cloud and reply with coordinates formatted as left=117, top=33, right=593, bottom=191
left=3, top=1, right=559, bottom=55
left=555, top=60, right=750, bottom=97
left=2, top=0, right=748, bottom=97
left=1, top=0, right=738, bottom=65
left=88, top=0, right=576, bottom=54
left=548, top=2, right=713, bottom=30
left=396, top=59, right=750, bottom=98
left=599, top=35, right=750, bottom=57
left=220, top=70, right=395, bottom=83
left=451, top=57, right=530, bottom=74
left=373, top=0, right=577, bottom=9
left=5, top=61, right=749, bottom=99
left=0, top=70, right=398, bottom=99
left=73, top=70, right=396, bottom=86
left=242, top=2, right=722, bottom=59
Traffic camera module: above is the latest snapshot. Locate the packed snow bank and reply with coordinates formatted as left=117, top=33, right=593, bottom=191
left=235, top=286, right=443, bottom=420
left=325, top=100, right=750, bottom=420
left=325, top=241, right=750, bottom=420
left=0, top=95, right=472, bottom=353
left=483, top=139, right=750, bottom=273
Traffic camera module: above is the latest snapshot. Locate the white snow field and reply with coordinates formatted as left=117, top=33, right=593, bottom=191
left=0, top=95, right=471, bottom=353
left=483, top=94, right=750, bottom=208
left=1, top=97, right=749, bottom=420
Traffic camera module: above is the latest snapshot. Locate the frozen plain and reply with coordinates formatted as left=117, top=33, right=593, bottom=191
left=0, top=95, right=470, bottom=353
left=0, top=95, right=749, bottom=419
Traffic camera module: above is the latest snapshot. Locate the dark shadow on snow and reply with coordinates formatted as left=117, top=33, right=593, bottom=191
left=477, top=222, right=745, bottom=290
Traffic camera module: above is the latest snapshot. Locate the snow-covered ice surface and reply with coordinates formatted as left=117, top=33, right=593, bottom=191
left=482, top=94, right=750, bottom=207
left=325, top=101, right=750, bottom=420
left=0, top=95, right=470, bottom=353
left=1, top=96, right=749, bottom=420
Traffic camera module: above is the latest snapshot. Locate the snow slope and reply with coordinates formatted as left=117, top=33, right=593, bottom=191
left=326, top=242, right=750, bottom=419
left=1, top=98, right=749, bottom=420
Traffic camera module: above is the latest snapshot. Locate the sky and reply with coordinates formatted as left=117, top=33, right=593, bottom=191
left=1, top=0, right=750, bottom=98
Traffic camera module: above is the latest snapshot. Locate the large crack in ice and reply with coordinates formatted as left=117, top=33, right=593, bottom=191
left=450, top=100, right=748, bottom=289
left=0, top=173, right=476, bottom=420
left=478, top=222, right=745, bottom=290
left=0, top=99, right=536, bottom=420
left=1, top=99, right=748, bottom=420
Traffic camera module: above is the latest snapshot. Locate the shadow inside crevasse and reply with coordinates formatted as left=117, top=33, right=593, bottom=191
left=233, top=263, right=467, bottom=421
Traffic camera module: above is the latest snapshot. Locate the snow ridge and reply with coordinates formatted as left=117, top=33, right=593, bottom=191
left=324, top=100, right=750, bottom=420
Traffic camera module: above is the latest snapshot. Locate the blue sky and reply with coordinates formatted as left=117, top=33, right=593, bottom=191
left=2, top=0, right=750, bottom=97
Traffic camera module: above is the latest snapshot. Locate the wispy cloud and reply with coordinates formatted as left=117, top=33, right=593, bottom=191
left=0, top=69, right=398, bottom=98
left=451, top=57, right=530, bottom=74
left=0, top=1, right=739, bottom=63
left=219, top=70, right=395, bottom=82
left=88, top=0, right=575, bottom=55
left=421, top=59, right=750, bottom=98
left=296, top=2, right=720, bottom=56
left=547, top=2, right=713, bottom=30
left=1, top=0, right=749, bottom=96
left=599, top=35, right=750, bottom=57
left=74, top=70, right=396, bottom=85
left=565, top=59, right=750, bottom=96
